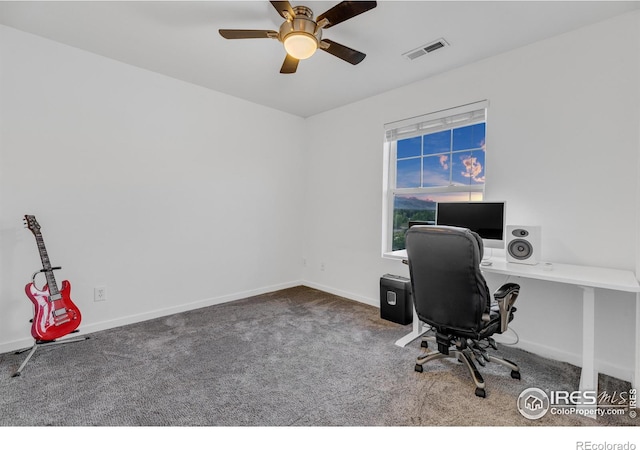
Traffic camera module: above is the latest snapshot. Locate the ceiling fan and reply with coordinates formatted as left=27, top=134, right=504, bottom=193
left=219, top=1, right=377, bottom=74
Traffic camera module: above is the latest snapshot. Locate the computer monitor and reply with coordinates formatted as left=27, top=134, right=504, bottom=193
left=435, top=201, right=506, bottom=249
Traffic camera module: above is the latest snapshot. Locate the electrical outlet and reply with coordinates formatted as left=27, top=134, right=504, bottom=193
left=94, top=285, right=107, bottom=302
left=320, top=262, right=325, bottom=272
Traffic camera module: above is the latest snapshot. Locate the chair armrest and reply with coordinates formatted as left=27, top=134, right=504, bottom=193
left=493, top=283, right=520, bottom=333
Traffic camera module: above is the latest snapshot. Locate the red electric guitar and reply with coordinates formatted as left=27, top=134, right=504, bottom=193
left=24, top=215, right=81, bottom=341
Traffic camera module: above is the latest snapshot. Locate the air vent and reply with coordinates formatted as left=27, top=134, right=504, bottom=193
left=402, top=38, right=449, bottom=61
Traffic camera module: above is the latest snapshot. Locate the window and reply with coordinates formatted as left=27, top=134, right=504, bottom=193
left=383, top=101, right=488, bottom=252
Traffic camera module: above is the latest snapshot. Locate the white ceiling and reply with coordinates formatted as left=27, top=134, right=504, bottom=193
left=1, top=1, right=638, bottom=117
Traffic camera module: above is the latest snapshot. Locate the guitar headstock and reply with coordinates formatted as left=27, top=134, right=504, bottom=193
left=24, top=215, right=41, bottom=235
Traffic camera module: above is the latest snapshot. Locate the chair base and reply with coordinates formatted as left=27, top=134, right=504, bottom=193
left=415, top=336, right=520, bottom=398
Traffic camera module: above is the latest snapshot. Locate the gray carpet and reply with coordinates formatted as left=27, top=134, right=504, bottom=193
left=0, top=286, right=634, bottom=426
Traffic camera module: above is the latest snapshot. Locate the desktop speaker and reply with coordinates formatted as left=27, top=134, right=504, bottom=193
left=506, top=225, right=541, bottom=265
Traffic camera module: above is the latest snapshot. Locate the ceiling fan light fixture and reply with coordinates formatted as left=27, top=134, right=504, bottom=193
left=219, top=1, right=378, bottom=74
left=283, top=32, right=318, bottom=60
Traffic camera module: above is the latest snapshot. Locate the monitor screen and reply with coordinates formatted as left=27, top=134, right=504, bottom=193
left=435, top=201, right=506, bottom=249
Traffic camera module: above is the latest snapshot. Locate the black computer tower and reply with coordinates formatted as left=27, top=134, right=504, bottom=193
left=379, top=274, right=413, bottom=325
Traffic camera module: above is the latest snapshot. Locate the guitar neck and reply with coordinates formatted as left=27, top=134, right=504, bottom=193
left=34, top=232, right=60, bottom=296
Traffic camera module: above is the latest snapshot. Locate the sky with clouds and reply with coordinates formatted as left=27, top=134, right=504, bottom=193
left=396, top=123, right=486, bottom=190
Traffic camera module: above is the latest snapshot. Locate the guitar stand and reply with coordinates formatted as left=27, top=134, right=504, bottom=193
left=12, top=330, right=90, bottom=377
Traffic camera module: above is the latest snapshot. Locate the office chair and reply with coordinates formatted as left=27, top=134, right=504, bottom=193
left=405, top=225, right=521, bottom=398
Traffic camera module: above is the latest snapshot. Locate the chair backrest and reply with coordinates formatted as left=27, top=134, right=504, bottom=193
left=405, top=225, right=491, bottom=334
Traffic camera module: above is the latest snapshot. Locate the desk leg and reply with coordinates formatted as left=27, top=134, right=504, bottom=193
left=578, top=286, right=597, bottom=419
left=395, top=304, right=427, bottom=347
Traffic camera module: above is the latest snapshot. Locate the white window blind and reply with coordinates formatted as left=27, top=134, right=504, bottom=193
left=384, top=100, right=488, bottom=142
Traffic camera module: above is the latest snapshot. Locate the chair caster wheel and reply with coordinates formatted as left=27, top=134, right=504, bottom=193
left=511, top=370, right=521, bottom=380
left=475, top=388, right=486, bottom=398
left=415, top=364, right=423, bottom=373
left=420, top=341, right=429, bottom=348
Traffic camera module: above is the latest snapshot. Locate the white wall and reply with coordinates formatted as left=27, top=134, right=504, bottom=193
left=0, top=25, right=306, bottom=352
left=303, top=11, right=640, bottom=381
left=1, top=10, right=639, bottom=383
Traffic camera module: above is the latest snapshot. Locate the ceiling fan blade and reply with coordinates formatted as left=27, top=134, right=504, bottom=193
left=280, top=54, right=299, bottom=74
left=270, top=1, right=296, bottom=20
left=317, top=1, right=377, bottom=29
left=219, top=29, right=278, bottom=39
left=320, top=39, right=366, bottom=65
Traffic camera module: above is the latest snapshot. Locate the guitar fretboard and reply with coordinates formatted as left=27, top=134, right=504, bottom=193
left=34, top=232, right=60, bottom=296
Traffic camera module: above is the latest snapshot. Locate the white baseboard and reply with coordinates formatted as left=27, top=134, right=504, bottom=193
left=500, top=336, right=633, bottom=384
left=3, top=280, right=631, bottom=385
left=301, top=281, right=379, bottom=308
left=0, top=280, right=302, bottom=354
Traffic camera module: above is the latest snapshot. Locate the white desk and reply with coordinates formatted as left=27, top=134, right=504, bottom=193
left=386, top=250, right=640, bottom=399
